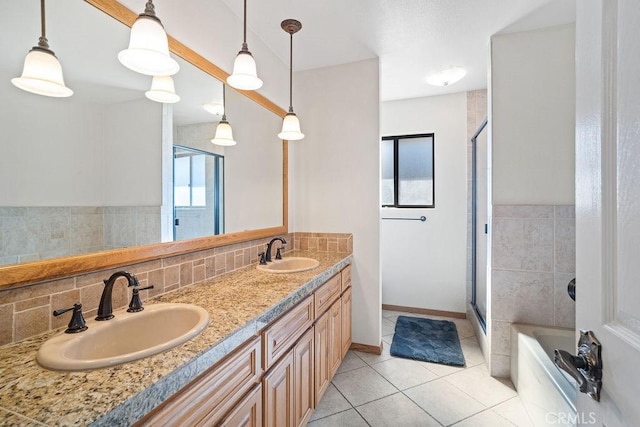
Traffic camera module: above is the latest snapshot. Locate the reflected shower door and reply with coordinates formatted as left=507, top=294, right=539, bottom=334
left=173, top=146, right=224, bottom=241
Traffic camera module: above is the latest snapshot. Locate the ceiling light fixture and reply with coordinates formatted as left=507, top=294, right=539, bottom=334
left=11, top=0, right=73, bottom=98
left=277, top=19, right=304, bottom=141
left=211, top=85, right=236, bottom=146
left=227, top=0, right=262, bottom=90
left=203, top=102, right=224, bottom=116
left=118, top=0, right=179, bottom=76
left=426, top=66, right=466, bottom=87
left=145, top=75, right=180, bottom=103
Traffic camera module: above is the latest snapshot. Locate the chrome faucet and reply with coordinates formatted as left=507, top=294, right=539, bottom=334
left=265, top=237, right=287, bottom=262
left=96, top=271, right=139, bottom=321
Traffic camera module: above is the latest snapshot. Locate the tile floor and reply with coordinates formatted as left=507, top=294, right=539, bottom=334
left=308, top=310, right=534, bottom=427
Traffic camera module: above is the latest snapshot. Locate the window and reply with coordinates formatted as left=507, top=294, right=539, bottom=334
left=381, top=133, right=435, bottom=208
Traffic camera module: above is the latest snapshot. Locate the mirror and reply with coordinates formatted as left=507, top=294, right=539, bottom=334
left=0, top=0, right=286, bottom=283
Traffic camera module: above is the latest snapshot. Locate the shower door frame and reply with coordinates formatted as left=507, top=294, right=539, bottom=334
left=471, top=118, right=488, bottom=333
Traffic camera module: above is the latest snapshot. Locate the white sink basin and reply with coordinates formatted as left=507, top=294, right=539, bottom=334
left=257, top=257, right=320, bottom=274
left=37, top=303, right=210, bottom=371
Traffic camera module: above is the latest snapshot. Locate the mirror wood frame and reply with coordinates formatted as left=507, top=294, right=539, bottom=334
left=0, top=0, right=289, bottom=290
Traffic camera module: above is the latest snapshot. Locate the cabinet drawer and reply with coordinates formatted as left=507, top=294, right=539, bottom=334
left=218, top=384, right=262, bottom=427
left=341, top=265, right=352, bottom=293
left=314, top=274, right=341, bottom=319
left=135, top=336, right=262, bottom=427
left=263, top=295, right=314, bottom=371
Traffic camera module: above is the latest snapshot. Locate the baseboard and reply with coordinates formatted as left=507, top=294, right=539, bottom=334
left=382, top=304, right=466, bottom=319
left=350, top=341, right=383, bottom=355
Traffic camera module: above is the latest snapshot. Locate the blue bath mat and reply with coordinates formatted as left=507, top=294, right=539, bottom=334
left=390, top=316, right=465, bottom=366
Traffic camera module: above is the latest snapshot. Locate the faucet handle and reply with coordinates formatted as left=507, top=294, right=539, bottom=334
left=259, top=252, right=267, bottom=265
left=275, top=247, right=283, bottom=260
left=53, top=303, right=88, bottom=334
left=127, top=285, right=154, bottom=312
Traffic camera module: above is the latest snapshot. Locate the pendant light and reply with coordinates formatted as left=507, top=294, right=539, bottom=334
left=227, top=0, right=262, bottom=90
left=278, top=19, right=304, bottom=141
left=211, top=85, right=236, bottom=146
left=118, top=0, right=179, bottom=76
left=11, top=0, right=73, bottom=98
left=145, top=75, right=180, bottom=103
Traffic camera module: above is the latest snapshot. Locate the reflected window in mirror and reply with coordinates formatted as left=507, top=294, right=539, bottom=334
left=173, top=146, right=224, bottom=240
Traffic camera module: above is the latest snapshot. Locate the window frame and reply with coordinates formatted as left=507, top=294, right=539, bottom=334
left=381, top=133, right=435, bottom=209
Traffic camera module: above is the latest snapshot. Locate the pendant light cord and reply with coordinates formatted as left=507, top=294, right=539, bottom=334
left=37, top=0, right=50, bottom=49
left=288, top=32, right=293, bottom=111
left=242, top=0, right=248, bottom=48
left=221, top=84, right=227, bottom=121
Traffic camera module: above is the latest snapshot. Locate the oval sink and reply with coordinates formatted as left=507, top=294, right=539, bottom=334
left=257, top=257, right=320, bottom=274
left=37, top=303, right=210, bottom=371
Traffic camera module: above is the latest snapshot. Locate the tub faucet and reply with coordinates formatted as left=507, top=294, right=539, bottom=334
left=96, top=271, right=139, bottom=321
left=265, top=237, right=287, bottom=262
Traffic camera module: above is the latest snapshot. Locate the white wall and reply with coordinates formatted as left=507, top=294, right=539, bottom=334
left=102, top=99, right=163, bottom=206
left=491, top=24, right=576, bottom=205
left=0, top=80, right=103, bottom=206
left=292, top=58, right=381, bottom=347
left=381, top=93, right=468, bottom=313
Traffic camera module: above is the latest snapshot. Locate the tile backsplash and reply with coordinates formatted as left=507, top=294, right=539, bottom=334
left=0, top=232, right=352, bottom=346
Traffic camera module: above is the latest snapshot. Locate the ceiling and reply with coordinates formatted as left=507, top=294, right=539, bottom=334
left=220, top=0, right=576, bottom=101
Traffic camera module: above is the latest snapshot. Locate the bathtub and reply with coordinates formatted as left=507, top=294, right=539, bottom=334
left=511, top=324, right=577, bottom=426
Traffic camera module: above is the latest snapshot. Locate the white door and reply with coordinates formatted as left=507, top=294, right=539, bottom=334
left=575, top=0, right=640, bottom=425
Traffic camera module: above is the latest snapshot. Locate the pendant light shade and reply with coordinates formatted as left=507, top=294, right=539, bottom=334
left=145, top=75, right=180, bottom=103
left=118, top=1, right=179, bottom=76
left=227, top=0, right=262, bottom=90
left=212, top=85, right=236, bottom=146
left=11, top=0, right=72, bottom=98
left=278, top=19, right=304, bottom=141
left=278, top=112, right=304, bottom=141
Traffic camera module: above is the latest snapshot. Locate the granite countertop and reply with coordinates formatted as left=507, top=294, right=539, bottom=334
left=0, top=250, right=352, bottom=426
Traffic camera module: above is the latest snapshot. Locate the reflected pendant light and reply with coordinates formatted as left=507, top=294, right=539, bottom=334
left=277, top=19, right=304, bottom=141
left=11, top=0, right=73, bottom=98
left=227, top=0, right=262, bottom=90
left=211, top=85, right=236, bottom=146
left=145, top=75, right=180, bottom=103
left=118, top=0, right=179, bottom=76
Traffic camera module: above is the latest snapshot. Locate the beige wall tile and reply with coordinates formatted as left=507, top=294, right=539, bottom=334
left=180, top=263, right=193, bottom=287
left=225, top=253, right=235, bottom=271
left=15, top=295, right=49, bottom=312
left=0, top=304, right=14, bottom=345
left=15, top=306, right=49, bottom=342
left=0, top=278, right=74, bottom=305
left=80, top=283, right=104, bottom=312
left=193, top=264, right=205, bottom=284
left=147, top=269, right=165, bottom=297
left=165, top=265, right=180, bottom=287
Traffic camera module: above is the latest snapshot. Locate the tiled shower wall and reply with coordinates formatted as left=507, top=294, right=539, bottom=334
left=490, top=205, right=576, bottom=376
left=0, top=207, right=162, bottom=266
left=0, top=232, right=352, bottom=346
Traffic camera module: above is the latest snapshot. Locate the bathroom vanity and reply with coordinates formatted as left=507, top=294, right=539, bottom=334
left=0, top=250, right=352, bottom=426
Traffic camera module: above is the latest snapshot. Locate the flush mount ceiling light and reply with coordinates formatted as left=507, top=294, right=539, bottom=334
left=11, top=0, right=73, bottom=97
left=277, top=19, right=304, bottom=141
left=145, top=75, right=180, bottom=103
left=227, top=0, right=262, bottom=90
left=211, top=85, right=236, bottom=146
left=203, top=102, right=224, bottom=116
left=118, top=0, right=179, bottom=76
left=426, top=66, right=466, bottom=87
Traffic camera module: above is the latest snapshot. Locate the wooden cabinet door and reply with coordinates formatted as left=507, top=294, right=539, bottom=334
left=314, top=310, right=330, bottom=406
left=263, top=350, right=294, bottom=427
left=328, top=299, right=342, bottom=379
left=341, top=287, right=352, bottom=358
left=293, top=328, right=314, bottom=427
left=219, top=384, right=262, bottom=427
